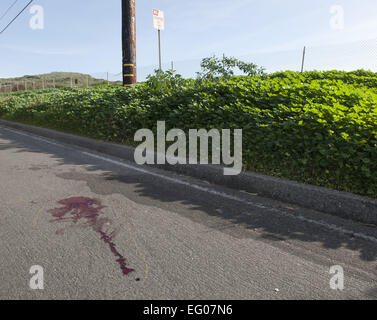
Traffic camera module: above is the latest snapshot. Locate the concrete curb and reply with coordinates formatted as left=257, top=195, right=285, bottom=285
left=1, top=118, right=376, bottom=225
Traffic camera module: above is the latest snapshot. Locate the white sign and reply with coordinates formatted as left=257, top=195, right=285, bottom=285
left=153, top=9, right=164, bottom=31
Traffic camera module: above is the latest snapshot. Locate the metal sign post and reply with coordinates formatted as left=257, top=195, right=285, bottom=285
left=158, top=29, right=162, bottom=71
left=153, top=9, right=164, bottom=71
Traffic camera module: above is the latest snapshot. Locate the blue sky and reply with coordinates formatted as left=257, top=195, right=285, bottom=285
left=0, top=0, right=377, bottom=80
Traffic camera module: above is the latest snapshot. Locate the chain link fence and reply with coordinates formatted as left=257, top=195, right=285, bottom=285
left=1, top=38, right=376, bottom=93
left=0, top=72, right=123, bottom=93
left=139, top=38, right=377, bottom=79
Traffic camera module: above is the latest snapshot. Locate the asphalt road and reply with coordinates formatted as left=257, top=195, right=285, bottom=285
left=0, top=125, right=376, bottom=300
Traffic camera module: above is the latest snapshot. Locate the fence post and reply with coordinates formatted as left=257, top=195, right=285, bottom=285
left=301, top=46, right=306, bottom=73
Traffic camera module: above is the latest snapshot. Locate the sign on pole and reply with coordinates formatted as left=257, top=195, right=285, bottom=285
left=153, top=9, right=164, bottom=70
left=153, top=9, right=165, bottom=31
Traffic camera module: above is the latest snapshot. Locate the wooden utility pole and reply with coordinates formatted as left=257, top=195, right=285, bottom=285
left=122, top=0, right=137, bottom=86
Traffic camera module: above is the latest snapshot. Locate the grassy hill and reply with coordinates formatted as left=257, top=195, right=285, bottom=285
left=0, top=72, right=114, bottom=91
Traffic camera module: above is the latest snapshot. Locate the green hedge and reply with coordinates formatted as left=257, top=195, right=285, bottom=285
left=1, top=70, right=376, bottom=198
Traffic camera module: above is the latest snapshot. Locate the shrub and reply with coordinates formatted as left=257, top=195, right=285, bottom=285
left=1, top=69, right=376, bottom=198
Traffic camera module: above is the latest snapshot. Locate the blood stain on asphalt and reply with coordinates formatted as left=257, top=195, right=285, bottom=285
left=48, top=197, right=134, bottom=275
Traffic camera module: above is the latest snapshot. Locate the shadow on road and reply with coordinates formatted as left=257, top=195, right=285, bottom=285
left=1, top=128, right=377, bottom=280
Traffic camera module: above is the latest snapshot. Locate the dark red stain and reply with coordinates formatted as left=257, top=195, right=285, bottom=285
left=48, top=197, right=134, bottom=275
